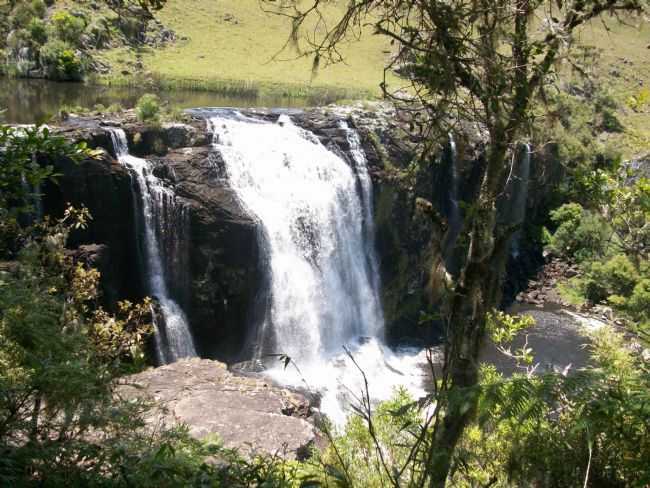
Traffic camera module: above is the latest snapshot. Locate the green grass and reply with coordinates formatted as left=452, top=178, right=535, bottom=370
left=86, top=2, right=650, bottom=148
left=109, top=0, right=393, bottom=99
left=576, top=18, right=650, bottom=157
left=557, top=280, right=588, bottom=308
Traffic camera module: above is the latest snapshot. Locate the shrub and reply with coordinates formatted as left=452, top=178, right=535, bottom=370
left=86, top=17, right=113, bottom=49
left=581, top=254, right=640, bottom=304
left=39, top=39, right=84, bottom=81
left=49, top=10, right=86, bottom=45
left=136, top=93, right=161, bottom=122
left=548, top=203, right=611, bottom=262
left=11, top=0, right=46, bottom=28
left=27, top=17, right=47, bottom=45
left=628, top=278, right=650, bottom=320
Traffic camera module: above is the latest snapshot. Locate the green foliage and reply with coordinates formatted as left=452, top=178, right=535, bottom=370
left=0, top=127, right=303, bottom=487
left=49, top=10, right=86, bottom=46
left=548, top=203, right=611, bottom=262
left=487, top=311, right=536, bottom=366
left=26, top=17, right=47, bottom=46
left=11, top=0, right=46, bottom=29
left=136, top=93, right=161, bottom=123
left=453, top=326, right=650, bottom=487
left=304, top=325, right=650, bottom=488
left=551, top=168, right=650, bottom=339
left=487, top=311, right=535, bottom=346
left=628, top=279, right=650, bottom=321
left=581, top=254, right=640, bottom=303
left=39, top=39, right=84, bottom=81
left=0, top=208, right=154, bottom=486
left=0, top=125, right=90, bottom=220
left=307, top=388, right=422, bottom=487
left=626, top=87, right=650, bottom=112
left=607, top=176, right=650, bottom=265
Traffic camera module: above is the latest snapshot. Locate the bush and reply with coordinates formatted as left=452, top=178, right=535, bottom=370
left=136, top=93, right=161, bottom=122
left=548, top=203, right=611, bottom=262
left=628, top=279, right=650, bottom=320
left=49, top=10, right=86, bottom=45
left=27, top=17, right=47, bottom=45
left=581, top=254, right=640, bottom=304
left=40, top=39, right=84, bottom=81
left=11, top=0, right=46, bottom=28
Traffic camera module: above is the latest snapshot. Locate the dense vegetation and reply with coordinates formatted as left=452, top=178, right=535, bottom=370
left=0, top=0, right=171, bottom=81
left=1, top=1, right=648, bottom=487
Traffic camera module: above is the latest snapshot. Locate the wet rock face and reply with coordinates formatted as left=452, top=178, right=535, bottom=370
left=150, top=146, right=263, bottom=360
left=41, top=107, right=556, bottom=359
left=42, top=109, right=447, bottom=352
left=43, top=115, right=263, bottom=360
left=118, top=359, right=319, bottom=459
left=41, top=146, right=144, bottom=306
left=124, top=122, right=209, bottom=157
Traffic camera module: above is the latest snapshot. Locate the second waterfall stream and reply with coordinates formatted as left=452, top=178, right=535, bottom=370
left=109, top=128, right=197, bottom=364
left=209, top=113, right=426, bottom=425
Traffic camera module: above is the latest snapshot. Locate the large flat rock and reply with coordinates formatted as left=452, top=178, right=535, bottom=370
left=118, top=358, right=317, bottom=458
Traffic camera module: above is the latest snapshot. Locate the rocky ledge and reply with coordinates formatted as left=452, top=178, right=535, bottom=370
left=117, top=358, right=319, bottom=459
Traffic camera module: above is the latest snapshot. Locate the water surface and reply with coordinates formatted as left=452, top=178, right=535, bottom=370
left=0, top=78, right=315, bottom=124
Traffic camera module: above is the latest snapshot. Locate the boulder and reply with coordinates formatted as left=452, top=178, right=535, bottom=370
left=118, top=358, right=319, bottom=459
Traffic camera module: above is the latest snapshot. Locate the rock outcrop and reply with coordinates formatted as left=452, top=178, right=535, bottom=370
left=117, top=359, right=318, bottom=459
left=41, top=133, right=143, bottom=305
left=45, top=114, right=264, bottom=360
left=40, top=106, right=558, bottom=360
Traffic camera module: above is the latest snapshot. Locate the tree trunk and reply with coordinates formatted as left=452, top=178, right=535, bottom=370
left=427, top=143, right=512, bottom=487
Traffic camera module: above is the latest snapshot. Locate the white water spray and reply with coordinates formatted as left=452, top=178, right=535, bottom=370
left=108, top=129, right=196, bottom=364
left=209, top=113, right=426, bottom=425
left=508, top=143, right=532, bottom=257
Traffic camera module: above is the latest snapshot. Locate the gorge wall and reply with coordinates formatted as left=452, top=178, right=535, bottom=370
left=41, top=106, right=557, bottom=363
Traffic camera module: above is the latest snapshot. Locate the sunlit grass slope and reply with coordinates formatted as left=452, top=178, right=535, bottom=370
left=137, top=0, right=391, bottom=97
left=577, top=19, right=650, bottom=157
left=99, top=3, right=648, bottom=155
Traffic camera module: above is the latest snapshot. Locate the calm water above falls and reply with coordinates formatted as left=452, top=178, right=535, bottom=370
left=0, top=78, right=316, bottom=124
left=209, top=113, right=426, bottom=425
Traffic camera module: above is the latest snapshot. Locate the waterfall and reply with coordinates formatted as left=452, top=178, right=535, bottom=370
left=506, top=143, right=532, bottom=257
left=209, top=113, right=425, bottom=424
left=442, top=134, right=462, bottom=265
left=108, top=129, right=196, bottom=364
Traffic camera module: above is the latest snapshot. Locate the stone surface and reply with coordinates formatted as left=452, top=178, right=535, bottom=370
left=118, top=358, right=318, bottom=458
left=480, top=305, right=604, bottom=376
left=39, top=107, right=561, bottom=358
left=150, top=146, right=263, bottom=360
left=40, top=145, right=144, bottom=307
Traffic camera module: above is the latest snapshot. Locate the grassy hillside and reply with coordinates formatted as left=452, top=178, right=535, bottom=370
left=99, top=0, right=393, bottom=99
left=578, top=20, right=650, bottom=157
left=102, top=2, right=649, bottom=155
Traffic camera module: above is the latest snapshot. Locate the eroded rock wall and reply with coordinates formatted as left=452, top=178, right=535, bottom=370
left=41, top=106, right=557, bottom=361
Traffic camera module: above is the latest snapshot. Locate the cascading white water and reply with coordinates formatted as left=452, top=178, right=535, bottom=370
left=509, top=143, right=532, bottom=257
left=108, top=129, right=196, bottom=364
left=443, top=134, right=462, bottom=262
left=209, top=113, right=426, bottom=425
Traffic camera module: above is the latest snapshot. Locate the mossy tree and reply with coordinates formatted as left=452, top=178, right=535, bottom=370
left=262, top=0, right=648, bottom=486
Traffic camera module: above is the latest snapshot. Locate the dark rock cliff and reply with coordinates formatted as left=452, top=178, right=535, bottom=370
left=40, top=106, right=556, bottom=362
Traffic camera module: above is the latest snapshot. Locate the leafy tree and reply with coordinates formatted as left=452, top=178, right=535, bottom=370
left=263, top=0, right=647, bottom=485
left=547, top=203, right=611, bottom=262
left=0, top=125, right=96, bottom=257
left=606, top=176, right=650, bottom=268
